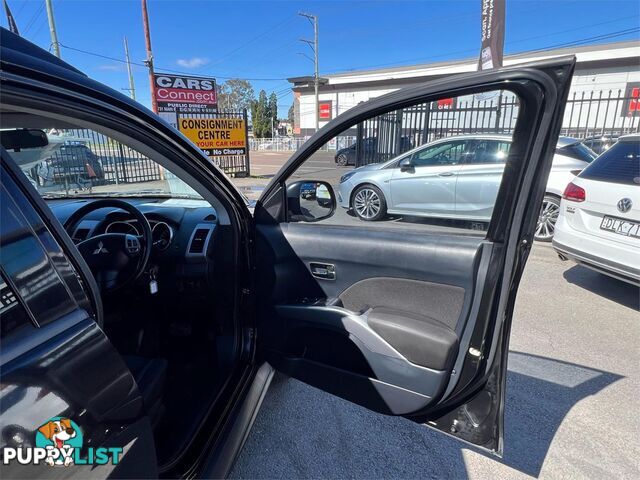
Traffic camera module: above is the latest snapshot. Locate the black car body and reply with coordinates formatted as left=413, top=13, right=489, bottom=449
left=0, top=27, right=575, bottom=478
left=46, top=143, right=105, bottom=183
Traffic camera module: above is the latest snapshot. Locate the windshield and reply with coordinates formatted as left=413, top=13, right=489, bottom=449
left=5, top=128, right=203, bottom=200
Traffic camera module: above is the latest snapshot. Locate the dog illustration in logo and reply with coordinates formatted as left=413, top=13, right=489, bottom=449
left=38, top=418, right=76, bottom=466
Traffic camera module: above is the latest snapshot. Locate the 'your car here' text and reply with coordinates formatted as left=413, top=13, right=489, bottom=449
left=179, top=118, right=247, bottom=156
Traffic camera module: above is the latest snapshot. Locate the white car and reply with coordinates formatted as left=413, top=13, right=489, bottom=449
left=553, top=134, right=640, bottom=285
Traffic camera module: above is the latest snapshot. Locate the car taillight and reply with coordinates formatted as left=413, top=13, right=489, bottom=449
left=563, top=182, right=586, bottom=202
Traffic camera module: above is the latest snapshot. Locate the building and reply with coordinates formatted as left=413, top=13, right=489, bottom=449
left=288, top=41, right=640, bottom=137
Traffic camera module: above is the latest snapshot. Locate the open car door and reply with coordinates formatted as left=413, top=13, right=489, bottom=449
left=254, top=57, right=575, bottom=455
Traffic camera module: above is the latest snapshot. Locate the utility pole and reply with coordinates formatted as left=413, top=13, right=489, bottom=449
left=298, top=12, right=318, bottom=132
left=45, top=0, right=60, bottom=58
left=123, top=36, right=136, bottom=101
left=141, top=0, right=157, bottom=113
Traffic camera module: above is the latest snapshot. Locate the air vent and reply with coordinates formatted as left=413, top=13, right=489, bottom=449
left=73, top=228, right=90, bottom=242
left=189, top=228, right=210, bottom=254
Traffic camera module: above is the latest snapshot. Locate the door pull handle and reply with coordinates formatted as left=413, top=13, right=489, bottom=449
left=309, top=262, right=336, bottom=280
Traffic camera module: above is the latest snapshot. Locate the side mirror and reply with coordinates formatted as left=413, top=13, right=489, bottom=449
left=287, top=180, right=336, bottom=222
left=399, top=157, right=414, bottom=172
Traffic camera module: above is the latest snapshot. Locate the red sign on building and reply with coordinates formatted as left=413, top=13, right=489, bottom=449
left=318, top=100, right=332, bottom=120
left=623, top=82, right=640, bottom=117
left=433, top=98, right=456, bottom=110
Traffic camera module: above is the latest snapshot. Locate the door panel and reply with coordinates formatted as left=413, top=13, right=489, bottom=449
left=389, top=140, right=468, bottom=214
left=455, top=140, right=510, bottom=219
left=455, top=163, right=506, bottom=219
left=256, top=222, right=483, bottom=414
left=390, top=164, right=460, bottom=214
left=0, top=156, right=158, bottom=478
left=256, top=57, right=575, bottom=454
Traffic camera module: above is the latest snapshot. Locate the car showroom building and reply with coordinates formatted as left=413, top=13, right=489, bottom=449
left=288, top=41, right=640, bottom=138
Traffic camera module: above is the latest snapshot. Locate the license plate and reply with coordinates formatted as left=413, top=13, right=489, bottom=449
left=600, top=216, right=640, bottom=239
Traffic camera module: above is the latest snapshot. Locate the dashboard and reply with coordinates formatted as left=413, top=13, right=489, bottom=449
left=104, top=220, right=174, bottom=251
left=46, top=197, right=221, bottom=292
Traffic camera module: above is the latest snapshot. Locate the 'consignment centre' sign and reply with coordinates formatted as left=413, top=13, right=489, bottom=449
left=178, top=117, right=247, bottom=156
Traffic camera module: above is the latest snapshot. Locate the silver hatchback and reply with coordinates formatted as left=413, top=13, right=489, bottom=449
left=338, top=134, right=594, bottom=239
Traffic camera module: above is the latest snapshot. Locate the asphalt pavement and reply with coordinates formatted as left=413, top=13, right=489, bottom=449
left=229, top=244, right=640, bottom=479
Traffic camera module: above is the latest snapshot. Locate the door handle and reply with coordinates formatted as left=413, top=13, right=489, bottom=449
left=309, top=262, right=336, bottom=280
left=438, top=172, right=455, bottom=177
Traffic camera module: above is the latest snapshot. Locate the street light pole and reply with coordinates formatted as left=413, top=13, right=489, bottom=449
left=45, top=0, right=60, bottom=58
left=299, top=12, right=319, bottom=132
left=124, top=36, right=136, bottom=101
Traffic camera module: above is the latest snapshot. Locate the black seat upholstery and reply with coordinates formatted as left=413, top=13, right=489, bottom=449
left=123, top=355, right=167, bottom=427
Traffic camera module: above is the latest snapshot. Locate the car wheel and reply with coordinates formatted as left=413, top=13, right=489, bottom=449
left=336, top=153, right=348, bottom=166
left=535, top=194, right=560, bottom=242
left=352, top=185, right=387, bottom=221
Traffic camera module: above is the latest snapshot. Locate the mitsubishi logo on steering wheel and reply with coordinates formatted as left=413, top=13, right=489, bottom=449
left=92, top=241, right=109, bottom=255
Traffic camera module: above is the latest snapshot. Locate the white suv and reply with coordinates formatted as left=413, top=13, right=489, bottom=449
left=553, top=134, right=640, bottom=285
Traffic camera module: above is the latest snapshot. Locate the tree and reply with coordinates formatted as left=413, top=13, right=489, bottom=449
left=288, top=103, right=294, bottom=124
left=251, top=90, right=270, bottom=138
left=268, top=92, right=278, bottom=127
left=217, top=79, right=255, bottom=111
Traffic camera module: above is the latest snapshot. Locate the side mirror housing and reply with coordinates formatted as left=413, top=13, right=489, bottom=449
left=399, top=157, right=414, bottom=172
left=287, top=180, right=336, bottom=222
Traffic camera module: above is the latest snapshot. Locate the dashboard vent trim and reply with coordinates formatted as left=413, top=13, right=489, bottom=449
left=186, top=223, right=215, bottom=258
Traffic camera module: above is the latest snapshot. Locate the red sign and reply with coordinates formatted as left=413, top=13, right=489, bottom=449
left=318, top=101, right=332, bottom=120
left=435, top=98, right=455, bottom=110
left=153, top=74, right=217, bottom=114
left=624, top=83, right=640, bottom=117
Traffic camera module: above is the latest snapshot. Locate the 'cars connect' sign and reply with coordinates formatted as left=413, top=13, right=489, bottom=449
left=178, top=117, right=247, bottom=156
left=154, top=74, right=218, bottom=119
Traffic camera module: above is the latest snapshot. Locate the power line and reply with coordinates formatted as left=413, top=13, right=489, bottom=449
left=199, top=14, right=297, bottom=72
left=322, top=24, right=640, bottom=75
left=58, top=43, right=288, bottom=81
left=22, top=2, right=44, bottom=35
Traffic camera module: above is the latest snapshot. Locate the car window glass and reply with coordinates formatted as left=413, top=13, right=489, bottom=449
left=579, top=140, right=640, bottom=186
left=465, top=140, right=511, bottom=164
left=282, top=89, right=520, bottom=234
left=412, top=140, right=468, bottom=167
left=3, top=127, right=202, bottom=201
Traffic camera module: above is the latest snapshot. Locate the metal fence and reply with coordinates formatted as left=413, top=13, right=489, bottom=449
left=39, top=88, right=640, bottom=185
left=352, top=88, right=639, bottom=166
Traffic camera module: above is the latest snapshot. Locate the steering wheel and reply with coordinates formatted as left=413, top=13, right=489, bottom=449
left=64, top=199, right=152, bottom=294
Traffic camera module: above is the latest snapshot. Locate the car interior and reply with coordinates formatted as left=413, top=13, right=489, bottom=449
left=0, top=110, right=243, bottom=469
left=1, top=51, right=574, bottom=464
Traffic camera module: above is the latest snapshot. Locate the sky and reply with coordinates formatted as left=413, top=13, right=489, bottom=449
left=2, top=0, right=639, bottom=113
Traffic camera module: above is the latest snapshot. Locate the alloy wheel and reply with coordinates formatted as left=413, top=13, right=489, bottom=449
left=535, top=197, right=560, bottom=241
left=337, top=154, right=348, bottom=166
left=354, top=188, right=381, bottom=219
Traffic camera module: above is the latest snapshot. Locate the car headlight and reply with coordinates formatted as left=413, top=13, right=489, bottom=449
left=340, top=171, right=357, bottom=183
